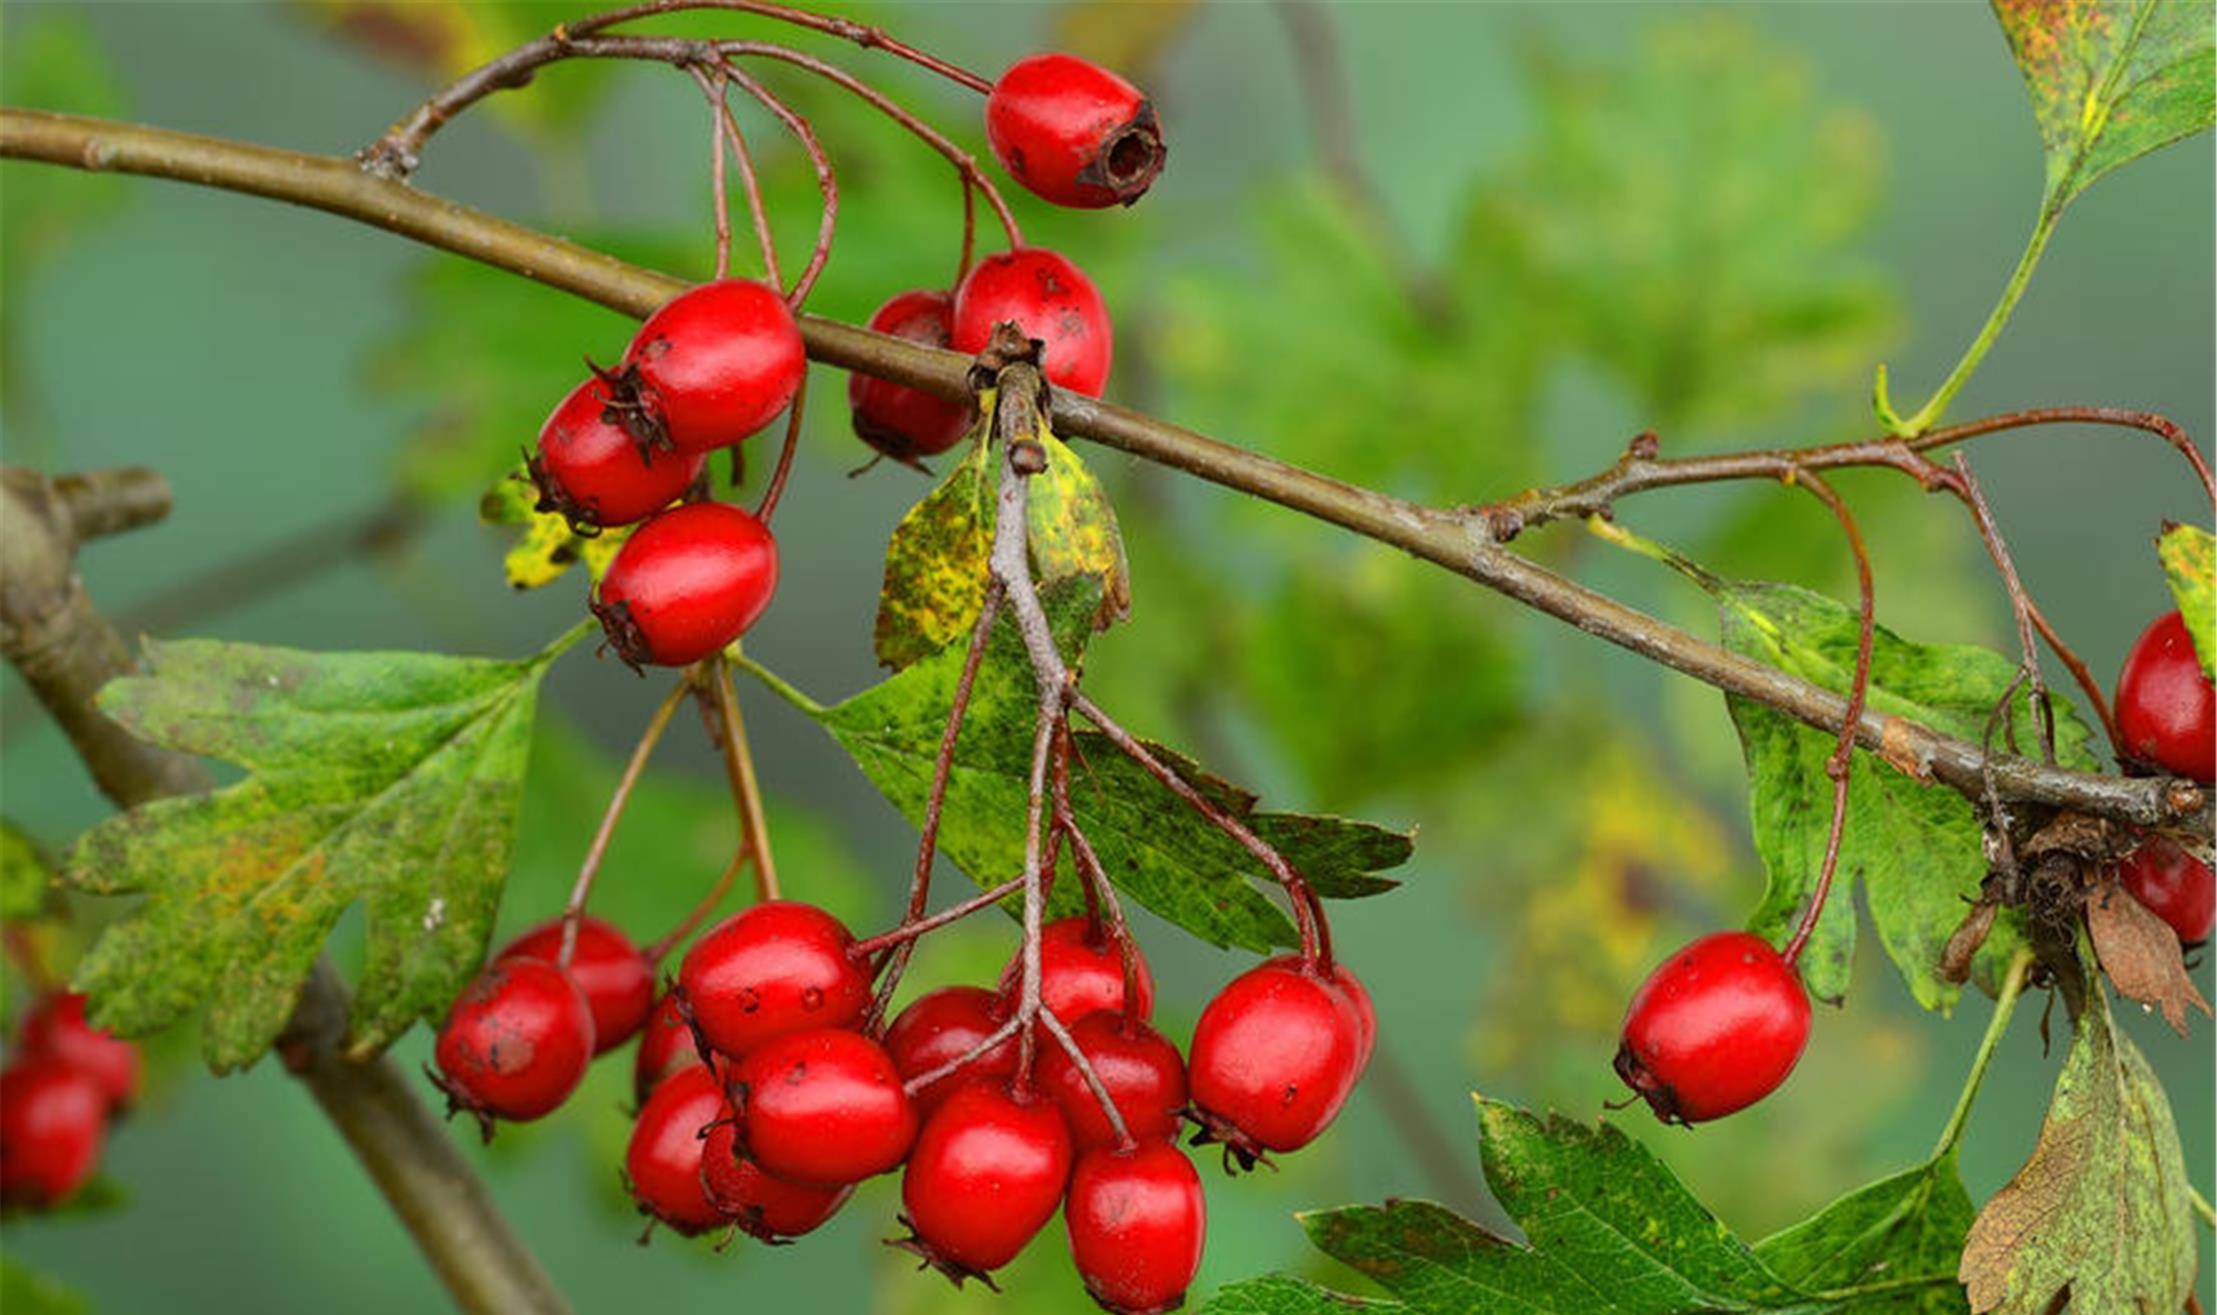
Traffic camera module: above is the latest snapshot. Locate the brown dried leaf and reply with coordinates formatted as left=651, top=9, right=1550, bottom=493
left=2087, top=883, right=2211, bottom=1037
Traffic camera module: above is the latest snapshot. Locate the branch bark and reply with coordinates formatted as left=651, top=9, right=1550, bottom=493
left=0, top=107, right=2204, bottom=840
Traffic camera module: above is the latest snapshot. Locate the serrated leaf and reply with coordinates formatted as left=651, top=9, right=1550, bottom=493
left=64, top=628, right=580, bottom=1070
left=2157, top=520, right=2215, bottom=677
left=478, top=470, right=630, bottom=590
left=1, top=822, right=54, bottom=921
left=1755, top=1154, right=1975, bottom=1315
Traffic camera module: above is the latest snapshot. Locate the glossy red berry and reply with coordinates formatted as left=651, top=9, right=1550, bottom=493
left=898, top=1079, right=1073, bottom=1279
left=1066, top=1142, right=1207, bottom=1315
left=0, top=1057, right=106, bottom=1209
left=850, top=290, right=973, bottom=463
left=497, top=916, right=655, bottom=1055
left=2115, top=610, right=2215, bottom=781
left=16, top=992, right=140, bottom=1113
left=430, top=957, right=595, bottom=1130
left=592, top=501, right=778, bottom=668
left=626, top=1064, right=731, bottom=1235
left=1328, top=962, right=1377, bottom=1068
left=999, top=916, right=1154, bottom=1025
left=731, top=1027, right=916, bottom=1186
left=986, top=53, right=1165, bottom=210
left=527, top=376, right=703, bottom=530
left=1615, top=930, right=1811, bottom=1125
left=1037, top=1011, right=1186, bottom=1150
left=951, top=249, right=1113, bottom=397
left=2118, top=836, right=2216, bottom=945
left=677, top=900, right=871, bottom=1058
left=635, top=989, right=709, bottom=1105
left=884, top=985, right=1018, bottom=1116
left=1187, top=956, right=1365, bottom=1165
left=607, top=279, right=805, bottom=455
left=699, top=1119, right=853, bottom=1242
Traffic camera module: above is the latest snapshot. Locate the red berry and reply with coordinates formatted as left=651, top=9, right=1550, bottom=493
left=527, top=376, right=704, bottom=530
left=609, top=279, right=805, bottom=455
left=635, top=989, right=708, bottom=1105
left=677, top=901, right=871, bottom=1058
left=999, top=916, right=1154, bottom=1026
left=0, top=1057, right=106, bottom=1209
left=2115, top=610, right=2215, bottom=782
left=626, top=1064, right=731, bottom=1235
left=16, top=992, right=140, bottom=1112
left=1065, top=1142, right=1207, bottom=1315
left=951, top=249, right=1113, bottom=397
left=884, top=985, right=1018, bottom=1116
left=986, top=53, right=1165, bottom=210
left=497, top=916, right=655, bottom=1055
left=1038, top=1011, right=1186, bottom=1150
left=731, top=1028, right=916, bottom=1186
left=2118, top=836, right=2216, bottom=945
left=1328, top=962, right=1377, bottom=1068
left=1615, top=930, right=1811, bottom=1125
left=430, top=957, right=595, bottom=1129
left=592, top=501, right=778, bottom=668
left=699, top=1119, right=852, bottom=1242
left=1187, top=956, right=1365, bottom=1164
left=898, top=1079, right=1073, bottom=1279
left=850, top=290, right=973, bottom=462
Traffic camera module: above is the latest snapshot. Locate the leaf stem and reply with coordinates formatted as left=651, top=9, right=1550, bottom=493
left=559, top=677, right=690, bottom=965
left=706, top=655, right=778, bottom=901
left=2190, top=1182, right=2216, bottom=1232
left=1879, top=205, right=2060, bottom=437
left=1933, top=944, right=2035, bottom=1158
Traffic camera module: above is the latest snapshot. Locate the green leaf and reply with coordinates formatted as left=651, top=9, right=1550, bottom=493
left=1199, top=1275, right=1394, bottom=1315
left=64, top=628, right=581, bottom=1070
left=478, top=469, right=631, bottom=591
left=1756, top=1155, right=1975, bottom=1315
left=1992, top=0, right=2215, bottom=211
left=0, top=1252, right=88, bottom=1315
left=0, top=822, right=55, bottom=921
left=2158, top=520, right=2215, bottom=677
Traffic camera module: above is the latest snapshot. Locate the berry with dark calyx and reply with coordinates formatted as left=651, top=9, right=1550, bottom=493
left=999, top=916, right=1154, bottom=1026
left=527, top=376, right=704, bottom=530
left=16, top=992, right=141, bottom=1113
left=699, top=1119, right=853, bottom=1243
left=636, top=989, right=709, bottom=1105
left=850, top=290, right=973, bottom=464
left=1186, top=955, right=1365, bottom=1168
left=2115, top=610, right=2215, bottom=782
left=731, top=1027, right=917, bottom=1187
left=1037, top=1011, right=1186, bottom=1150
left=591, top=501, right=778, bottom=668
left=497, top=916, right=655, bottom=1055
left=1614, top=930, right=1811, bottom=1125
left=626, top=1064, right=732, bottom=1236
left=430, top=957, right=595, bottom=1135
left=677, top=900, right=871, bottom=1059
left=1065, top=1141, right=1207, bottom=1315
left=605, top=278, right=805, bottom=455
left=2118, top=836, right=2216, bottom=945
left=950, top=248, right=1113, bottom=397
left=0, top=1057, right=107, bottom=1209
left=896, top=1079, right=1074, bottom=1283
left=884, top=985, right=1018, bottom=1116
left=986, top=53, right=1165, bottom=210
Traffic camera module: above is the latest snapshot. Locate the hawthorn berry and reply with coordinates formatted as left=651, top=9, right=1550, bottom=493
left=850, top=290, right=973, bottom=463
left=897, top=1079, right=1073, bottom=1279
left=635, top=989, right=709, bottom=1105
left=527, top=376, right=704, bottom=530
left=2118, top=836, right=2215, bottom=945
left=2115, top=610, right=2215, bottom=782
left=625, top=1064, right=731, bottom=1235
left=699, top=1119, right=853, bottom=1242
left=430, top=957, right=595, bottom=1131
left=497, top=916, right=655, bottom=1055
left=677, top=900, right=871, bottom=1058
left=1186, top=955, right=1365, bottom=1165
left=999, top=915, right=1154, bottom=1025
left=986, top=53, right=1165, bottom=210
left=950, top=248, right=1113, bottom=397
left=16, top=992, right=140, bottom=1113
left=1615, top=930, right=1811, bottom=1125
left=1065, top=1141, right=1207, bottom=1315
left=606, top=278, right=805, bottom=455
left=1329, top=962, right=1378, bottom=1067
left=591, top=500, right=778, bottom=668
left=1037, top=1011, right=1186, bottom=1150
left=730, top=1027, right=916, bottom=1186
left=0, top=1057, right=107, bottom=1209
left=884, top=985, right=1018, bottom=1115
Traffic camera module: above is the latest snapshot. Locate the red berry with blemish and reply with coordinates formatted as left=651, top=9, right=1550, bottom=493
left=2118, top=836, right=2216, bottom=945
left=699, top=1119, right=853, bottom=1242
left=1037, top=1011, right=1186, bottom=1150
left=1186, top=955, right=1365, bottom=1165
left=527, top=376, right=703, bottom=530
left=497, top=916, right=655, bottom=1055
left=0, top=1057, right=107, bottom=1209
left=430, top=957, right=595, bottom=1130
left=999, top=916, right=1154, bottom=1026
left=606, top=278, right=805, bottom=455
left=986, top=53, right=1165, bottom=210
left=16, top=992, right=140, bottom=1113
left=897, top=1079, right=1074, bottom=1280
left=2115, top=609, right=2215, bottom=782
left=592, top=500, right=778, bottom=668
left=635, top=989, right=708, bottom=1105
left=731, top=1027, right=917, bottom=1187
left=677, top=900, right=871, bottom=1059
left=1066, top=1141, right=1207, bottom=1315
left=850, top=290, right=973, bottom=463
left=1614, top=930, right=1811, bottom=1125
left=884, top=985, right=1018, bottom=1116
left=626, top=1064, right=731, bottom=1235
left=951, top=248, right=1113, bottom=397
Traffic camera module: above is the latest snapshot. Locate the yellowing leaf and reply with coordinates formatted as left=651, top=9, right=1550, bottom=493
left=2157, top=519, right=2215, bottom=677
left=874, top=436, right=993, bottom=670
left=480, top=470, right=631, bottom=591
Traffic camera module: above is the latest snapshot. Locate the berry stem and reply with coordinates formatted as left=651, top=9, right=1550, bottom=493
left=687, top=65, right=778, bottom=286
left=704, top=655, right=779, bottom=901
left=851, top=875, right=1025, bottom=959
left=1038, top=1004, right=1136, bottom=1151
left=712, top=58, right=836, bottom=307
left=645, top=846, right=750, bottom=965
left=754, top=374, right=807, bottom=523
left=559, top=677, right=690, bottom=966
left=900, top=1016, right=1021, bottom=1097
left=572, top=0, right=993, bottom=94
left=1, top=922, right=59, bottom=993
left=1050, top=729, right=1144, bottom=1024
left=1948, top=454, right=2064, bottom=763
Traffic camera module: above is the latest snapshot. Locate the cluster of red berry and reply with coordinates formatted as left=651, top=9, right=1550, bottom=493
left=0, top=992, right=141, bottom=1209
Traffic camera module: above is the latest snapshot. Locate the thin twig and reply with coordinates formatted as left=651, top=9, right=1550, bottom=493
left=706, top=656, right=779, bottom=900
left=645, top=845, right=749, bottom=964
left=713, top=57, right=834, bottom=305
left=1052, top=727, right=1143, bottom=1020
left=753, top=373, right=805, bottom=521
left=852, top=876, right=1026, bottom=959
left=686, top=64, right=774, bottom=284
left=1950, top=454, right=2058, bottom=764
left=560, top=677, right=690, bottom=966
left=1037, top=1003, right=1133, bottom=1149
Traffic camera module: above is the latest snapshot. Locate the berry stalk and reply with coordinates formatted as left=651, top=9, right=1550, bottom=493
left=559, top=677, right=691, bottom=966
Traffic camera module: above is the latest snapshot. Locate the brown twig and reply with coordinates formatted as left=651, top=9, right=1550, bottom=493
left=686, top=65, right=769, bottom=284
left=711, top=56, right=835, bottom=305
left=852, top=876, right=1025, bottom=958
left=1051, top=725, right=1144, bottom=1019
left=559, top=676, right=690, bottom=965
left=1949, top=455, right=2059, bottom=764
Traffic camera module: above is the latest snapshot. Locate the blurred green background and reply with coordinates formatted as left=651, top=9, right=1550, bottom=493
left=1, top=1, right=2210, bottom=1310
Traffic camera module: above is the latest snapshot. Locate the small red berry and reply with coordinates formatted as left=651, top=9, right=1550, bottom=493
left=527, top=376, right=703, bottom=530
left=626, top=1064, right=731, bottom=1235
left=1615, top=930, right=1812, bottom=1125
left=1065, top=1141, right=1207, bottom=1315
left=850, top=290, right=973, bottom=463
left=986, top=53, right=1165, bottom=210
left=951, top=249, right=1113, bottom=397
left=1328, top=962, right=1377, bottom=1068
left=731, top=1028, right=916, bottom=1186
left=884, top=985, right=1018, bottom=1115
left=999, top=916, right=1154, bottom=1026
left=2115, top=610, right=2215, bottom=782
left=1186, top=956, right=1366, bottom=1165
left=897, top=1079, right=1073, bottom=1280
left=592, top=501, right=778, bottom=668
left=0, top=1057, right=106, bottom=1209
left=607, top=279, right=805, bottom=455
left=2118, top=836, right=2216, bottom=945
left=635, top=989, right=708, bottom=1105
left=699, top=1119, right=853, bottom=1242
left=677, top=901, right=871, bottom=1059
left=1037, top=1011, right=1186, bottom=1150
left=497, top=916, right=655, bottom=1055
left=16, top=992, right=140, bottom=1113
left=430, top=957, right=595, bottom=1131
